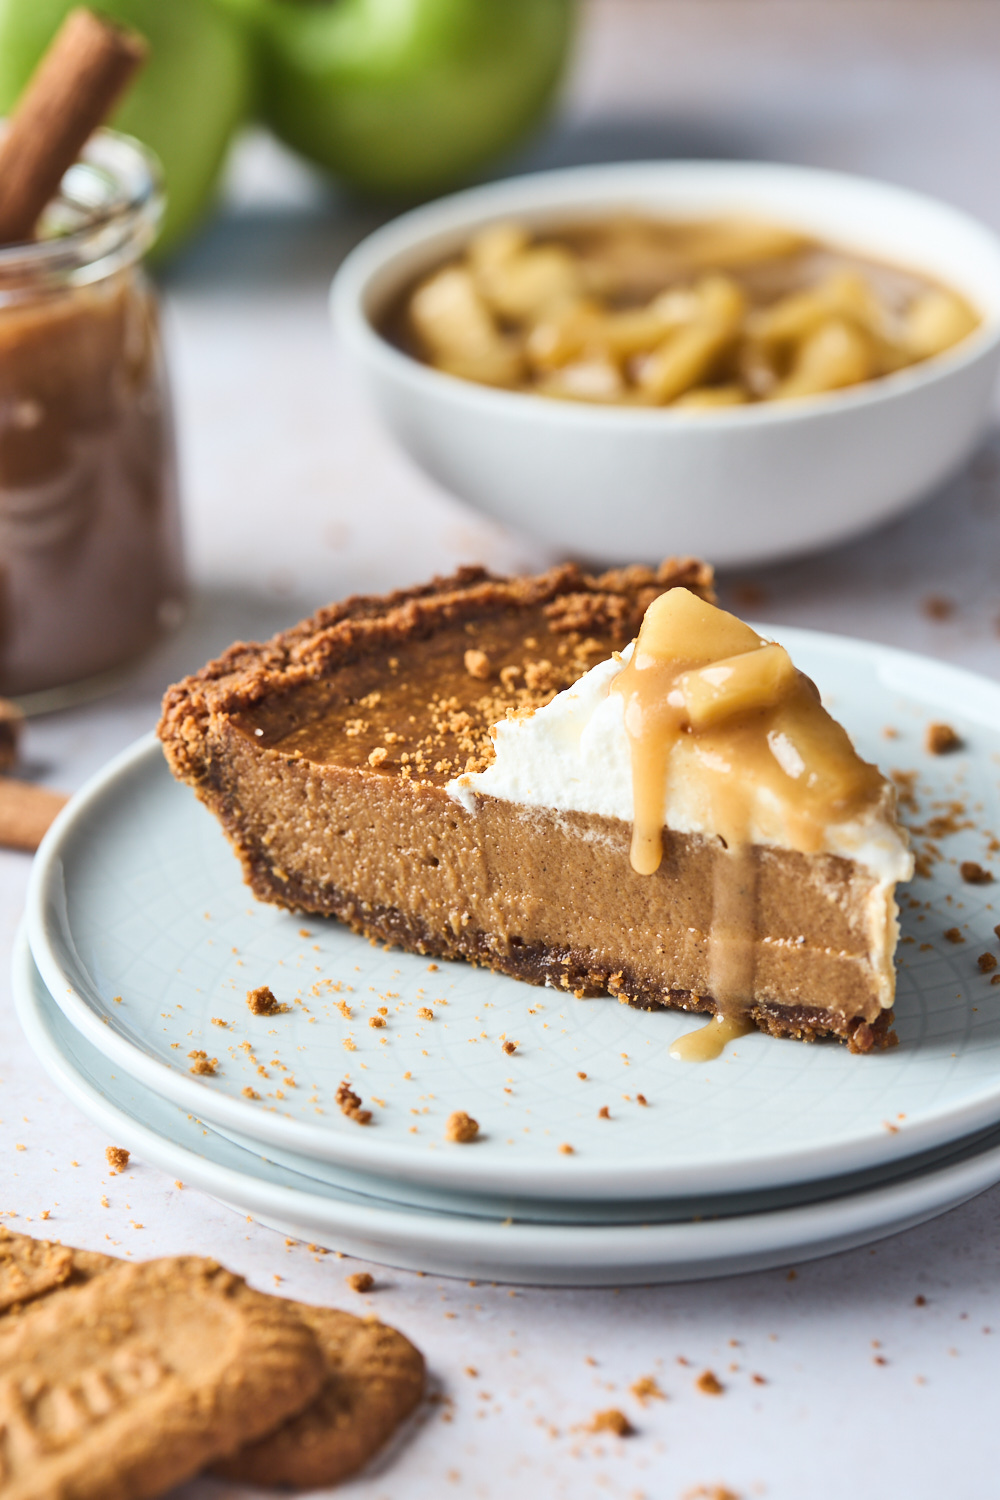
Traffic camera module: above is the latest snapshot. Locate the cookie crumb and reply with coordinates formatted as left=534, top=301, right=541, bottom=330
left=188, top=1051, right=218, bottom=1076
left=961, top=861, right=992, bottom=885
left=336, top=1080, right=372, bottom=1125
left=346, top=1271, right=374, bottom=1293
left=445, top=1111, right=479, bottom=1143
left=417, top=1007, right=434, bottom=1020
left=636, top=1093, right=648, bottom=1106
left=558, top=1143, right=574, bottom=1155
left=944, top=927, right=965, bottom=943
left=630, top=1375, right=665, bottom=1404
left=978, top=953, right=998, bottom=972
left=598, top=1106, right=610, bottom=1119
left=464, top=648, right=492, bottom=680
left=577, top=1071, right=587, bottom=1080
left=926, top=722, right=962, bottom=755
left=502, top=1039, right=517, bottom=1055
left=105, top=1146, right=130, bottom=1174
left=368, top=1015, right=386, bottom=1029
left=923, top=595, right=955, bottom=622
left=368, top=746, right=388, bottom=767
left=589, top=1408, right=633, bottom=1436
left=915, top=1294, right=927, bottom=1306
left=247, top=985, right=281, bottom=1016
left=241, top=1086, right=260, bottom=1100
left=751, top=1373, right=767, bottom=1385
left=696, top=1370, right=724, bottom=1396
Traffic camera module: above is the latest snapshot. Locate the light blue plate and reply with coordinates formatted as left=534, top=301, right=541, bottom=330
left=25, top=627, right=1000, bottom=1201
left=16, top=930, right=1000, bottom=1285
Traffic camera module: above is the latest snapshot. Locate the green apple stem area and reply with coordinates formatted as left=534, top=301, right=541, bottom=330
left=0, top=0, right=576, bottom=256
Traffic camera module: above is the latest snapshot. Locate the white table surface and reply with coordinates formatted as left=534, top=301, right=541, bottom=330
left=4, top=4, right=1000, bottom=1495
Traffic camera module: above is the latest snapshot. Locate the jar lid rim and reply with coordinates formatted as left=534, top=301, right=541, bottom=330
left=0, top=126, right=163, bottom=279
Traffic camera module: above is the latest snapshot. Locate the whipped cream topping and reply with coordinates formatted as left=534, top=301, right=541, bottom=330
left=447, top=643, right=913, bottom=886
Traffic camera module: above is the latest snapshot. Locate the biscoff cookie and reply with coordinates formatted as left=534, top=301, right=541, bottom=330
left=0, top=1227, right=116, bottom=1316
left=212, top=1302, right=425, bottom=1489
left=0, top=1255, right=324, bottom=1500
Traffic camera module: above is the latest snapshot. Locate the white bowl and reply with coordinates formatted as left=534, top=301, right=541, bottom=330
left=331, top=161, right=1000, bottom=568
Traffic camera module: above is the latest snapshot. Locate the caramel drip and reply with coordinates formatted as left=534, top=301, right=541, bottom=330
left=670, top=1013, right=755, bottom=1063
left=618, top=684, right=686, bottom=876
left=611, top=588, right=885, bottom=1053
left=708, top=841, right=757, bottom=1007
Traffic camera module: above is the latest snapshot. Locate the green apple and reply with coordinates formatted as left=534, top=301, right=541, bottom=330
left=215, top=0, right=575, bottom=197
left=0, top=0, right=253, bottom=254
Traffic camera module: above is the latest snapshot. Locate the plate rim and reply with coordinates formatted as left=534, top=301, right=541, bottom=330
left=24, top=623, right=1000, bottom=1200
left=14, top=928, right=1000, bottom=1286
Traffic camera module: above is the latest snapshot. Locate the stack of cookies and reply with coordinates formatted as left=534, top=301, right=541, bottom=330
left=0, top=1227, right=425, bottom=1497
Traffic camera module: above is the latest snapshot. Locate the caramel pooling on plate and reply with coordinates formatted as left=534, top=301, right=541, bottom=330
left=611, top=590, right=884, bottom=1049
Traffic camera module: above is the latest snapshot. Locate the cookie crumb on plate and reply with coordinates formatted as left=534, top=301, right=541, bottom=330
left=335, top=1081, right=372, bottom=1126
left=445, top=1111, right=478, bottom=1143
left=247, top=985, right=282, bottom=1015
left=926, top=721, right=962, bottom=754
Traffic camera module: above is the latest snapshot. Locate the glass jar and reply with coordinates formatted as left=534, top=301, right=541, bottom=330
left=0, top=128, right=184, bottom=705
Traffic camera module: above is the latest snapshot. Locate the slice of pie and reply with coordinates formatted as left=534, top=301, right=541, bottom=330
left=159, top=559, right=912, bottom=1054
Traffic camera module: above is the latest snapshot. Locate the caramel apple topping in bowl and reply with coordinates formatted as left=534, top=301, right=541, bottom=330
left=385, top=214, right=980, bottom=408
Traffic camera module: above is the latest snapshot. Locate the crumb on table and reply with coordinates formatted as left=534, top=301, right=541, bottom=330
left=923, top=595, right=955, bottom=622
left=961, top=861, right=993, bottom=885
left=630, top=1375, right=665, bottom=1404
left=188, top=1051, right=218, bottom=1076
left=589, top=1408, right=634, bottom=1436
left=346, top=1271, right=374, bottom=1293
left=105, top=1146, right=130, bottom=1174
left=695, top=1370, right=724, bottom=1395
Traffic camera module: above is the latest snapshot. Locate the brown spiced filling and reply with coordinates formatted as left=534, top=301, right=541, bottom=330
left=159, top=560, right=901, bottom=1053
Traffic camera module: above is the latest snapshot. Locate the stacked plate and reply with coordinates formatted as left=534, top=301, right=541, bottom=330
left=18, top=626, right=1000, bottom=1286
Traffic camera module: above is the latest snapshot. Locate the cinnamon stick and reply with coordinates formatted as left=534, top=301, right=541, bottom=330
left=0, top=8, right=147, bottom=246
left=0, top=777, right=68, bottom=853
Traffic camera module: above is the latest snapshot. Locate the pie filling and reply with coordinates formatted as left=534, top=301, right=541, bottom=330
left=158, top=562, right=912, bottom=1054
left=450, top=588, right=912, bottom=1056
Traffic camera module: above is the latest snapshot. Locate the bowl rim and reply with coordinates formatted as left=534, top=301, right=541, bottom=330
left=331, top=158, right=1000, bottom=431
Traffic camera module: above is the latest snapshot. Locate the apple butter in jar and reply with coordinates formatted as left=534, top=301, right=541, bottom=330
left=0, top=128, right=183, bottom=703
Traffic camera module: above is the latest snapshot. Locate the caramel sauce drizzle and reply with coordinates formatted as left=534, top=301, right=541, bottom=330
left=611, top=589, right=884, bottom=1061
